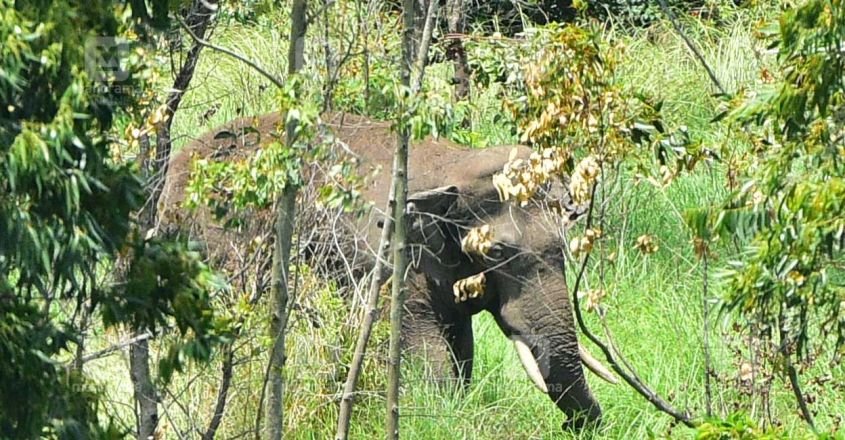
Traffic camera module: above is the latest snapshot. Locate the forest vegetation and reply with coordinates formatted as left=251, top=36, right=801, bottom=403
left=1, top=0, right=844, bottom=439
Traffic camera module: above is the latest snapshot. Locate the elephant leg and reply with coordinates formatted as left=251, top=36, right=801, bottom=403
left=402, top=278, right=474, bottom=387
left=445, top=319, right=473, bottom=386
left=402, top=305, right=455, bottom=385
left=490, top=272, right=602, bottom=429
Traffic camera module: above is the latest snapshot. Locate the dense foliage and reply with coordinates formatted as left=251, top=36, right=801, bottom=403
left=583, top=0, right=709, bottom=26
left=715, top=0, right=845, bottom=369
left=0, top=1, right=229, bottom=436
left=2, top=0, right=843, bottom=438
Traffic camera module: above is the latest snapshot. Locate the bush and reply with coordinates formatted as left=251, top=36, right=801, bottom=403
left=586, top=0, right=709, bottom=26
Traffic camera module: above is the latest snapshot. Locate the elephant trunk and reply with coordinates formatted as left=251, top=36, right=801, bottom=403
left=492, top=269, right=602, bottom=428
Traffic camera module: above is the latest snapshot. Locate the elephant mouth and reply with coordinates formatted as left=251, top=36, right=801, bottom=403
left=510, top=335, right=618, bottom=393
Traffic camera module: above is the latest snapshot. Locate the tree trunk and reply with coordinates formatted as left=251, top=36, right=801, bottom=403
left=445, top=0, right=470, bottom=101
left=263, top=1, right=308, bottom=439
left=385, top=1, right=415, bottom=438
left=263, top=187, right=297, bottom=440
left=335, top=199, right=394, bottom=440
left=336, top=1, right=435, bottom=436
left=130, top=339, right=158, bottom=440
left=321, top=0, right=335, bottom=112
left=127, top=2, right=217, bottom=438
left=413, top=0, right=439, bottom=90
left=358, top=1, right=371, bottom=110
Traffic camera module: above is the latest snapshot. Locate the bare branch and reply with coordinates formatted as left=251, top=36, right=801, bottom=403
left=202, top=345, right=235, bottom=440
left=71, top=332, right=153, bottom=365
left=656, top=0, right=726, bottom=95
left=177, top=17, right=284, bottom=90
left=779, top=321, right=816, bottom=431
left=567, top=182, right=697, bottom=428
left=335, top=209, right=394, bottom=440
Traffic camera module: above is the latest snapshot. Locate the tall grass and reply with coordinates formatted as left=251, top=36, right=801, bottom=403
left=89, top=5, right=844, bottom=439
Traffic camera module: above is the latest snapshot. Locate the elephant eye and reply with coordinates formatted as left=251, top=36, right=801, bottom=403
left=487, top=243, right=505, bottom=259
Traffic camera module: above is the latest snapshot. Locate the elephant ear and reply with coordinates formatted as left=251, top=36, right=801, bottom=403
left=375, top=185, right=459, bottom=230
left=406, top=185, right=459, bottom=219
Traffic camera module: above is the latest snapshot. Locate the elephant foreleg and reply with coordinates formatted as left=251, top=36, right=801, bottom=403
left=402, top=292, right=474, bottom=387
left=445, top=320, right=473, bottom=386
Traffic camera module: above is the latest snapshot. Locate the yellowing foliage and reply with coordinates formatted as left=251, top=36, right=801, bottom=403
left=453, top=273, right=486, bottom=303
left=492, top=147, right=570, bottom=206
left=569, top=155, right=601, bottom=204
left=569, top=228, right=602, bottom=258
left=461, top=225, right=494, bottom=257
left=579, top=289, right=607, bottom=312
left=634, top=234, right=659, bottom=255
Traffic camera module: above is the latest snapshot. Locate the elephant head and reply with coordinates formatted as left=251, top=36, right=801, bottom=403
left=396, top=151, right=617, bottom=429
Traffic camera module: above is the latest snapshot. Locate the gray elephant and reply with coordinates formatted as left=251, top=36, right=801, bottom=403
left=159, top=112, right=616, bottom=429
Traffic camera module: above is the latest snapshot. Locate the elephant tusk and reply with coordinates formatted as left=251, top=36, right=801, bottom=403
left=579, top=344, right=618, bottom=385
left=510, top=336, right=548, bottom=393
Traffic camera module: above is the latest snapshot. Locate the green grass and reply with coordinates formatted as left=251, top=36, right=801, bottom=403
left=88, top=5, right=845, bottom=439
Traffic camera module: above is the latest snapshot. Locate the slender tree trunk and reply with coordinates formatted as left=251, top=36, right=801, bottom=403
left=413, top=0, right=439, bottom=90
left=358, top=1, right=371, bottom=110
left=335, top=199, right=394, bottom=440
left=127, top=3, right=218, bottom=439
left=321, top=0, right=335, bottom=112
left=202, top=344, right=235, bottom=440
left=263, top=1, right=308, bottom=439
left=778, top=317, right=816, bottom=431
left=130, top=339, right=158, bottom=440
left=385, top=1, right=415, bottom=438
left=264, top=187, right=296, bottom=440
left=336, top=2, right=435, bottom=438
left=384, top=123, right=410, bottom=440
left=445, top=0, right=470, bottom=101
left=702, top=252, right=713, bottom=417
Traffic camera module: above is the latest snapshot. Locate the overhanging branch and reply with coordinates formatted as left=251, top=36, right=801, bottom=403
left=567, top=182, right=697, bottom=428
left=177, top=17, right=284, bottom=89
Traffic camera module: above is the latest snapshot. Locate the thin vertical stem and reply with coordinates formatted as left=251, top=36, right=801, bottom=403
left=385, top=1, right=415, bottom=438
left=263, top=1, right=308, bottom=439
left=702, top=251, right=713, bottom=417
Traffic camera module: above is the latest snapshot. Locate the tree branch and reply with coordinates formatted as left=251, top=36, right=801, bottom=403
left=177, top=16, right=284, bottom=89
left=70, top=332, right=153, bottom=365
left=202, top=344, right=235, bottom=440
left=778, top=318, right=816, bottom=431
left=656, top=0, right=726, bottom=95
left=567, top=182, right=697, bottom=428
left=335, top=206, right=394, bottom=440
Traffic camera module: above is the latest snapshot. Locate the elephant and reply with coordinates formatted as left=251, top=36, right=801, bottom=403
left=158, top=111, right=617, bottom=429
